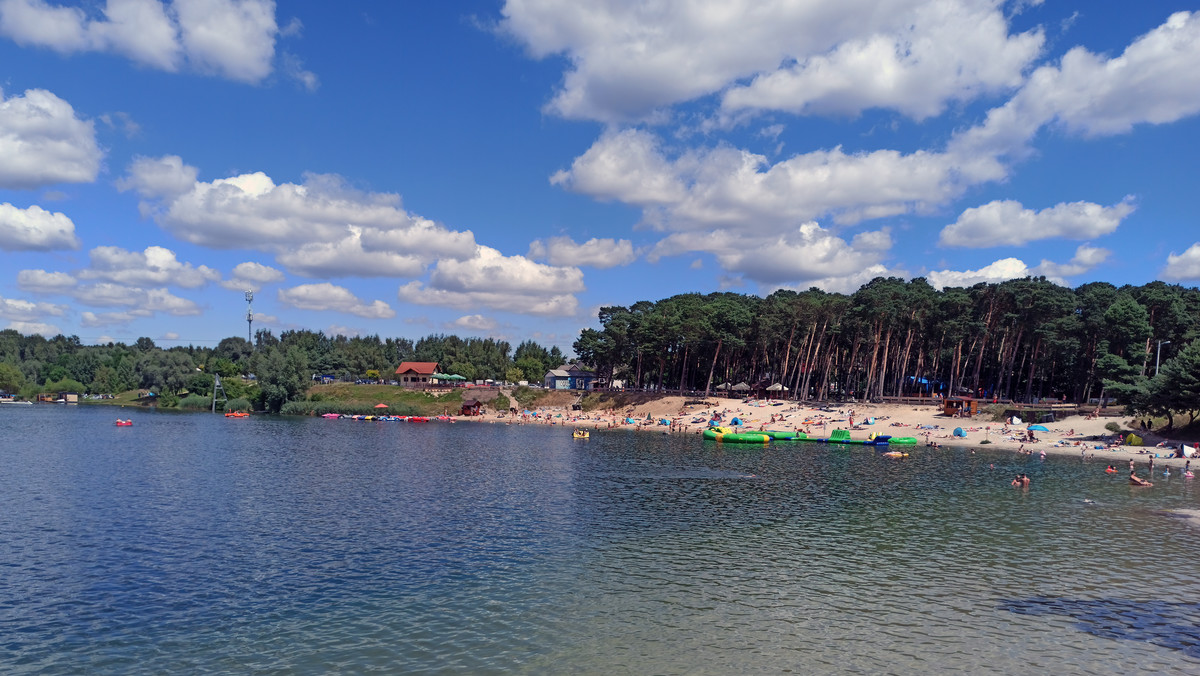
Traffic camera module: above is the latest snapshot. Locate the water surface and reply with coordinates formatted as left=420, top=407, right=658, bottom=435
left=2, top=405, right=1198, bottom=674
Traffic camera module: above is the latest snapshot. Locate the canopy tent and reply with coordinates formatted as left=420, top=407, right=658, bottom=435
left=714, top=383, right=729, bottom=390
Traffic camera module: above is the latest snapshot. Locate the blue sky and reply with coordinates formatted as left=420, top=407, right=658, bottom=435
left=2, top=1, right=1200, bottom=352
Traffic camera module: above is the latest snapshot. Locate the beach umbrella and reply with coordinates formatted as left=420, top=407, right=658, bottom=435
left=732, top=382, right=751, bottom=391
left=714, top=383, right=729, bottom=390
left=1028, top=424, right=1049, bottom=432
left=374, top=403, right=389, bottom=409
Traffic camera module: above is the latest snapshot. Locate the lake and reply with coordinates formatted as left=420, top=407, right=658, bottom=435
left=2, top=404, right=1199, bottom=674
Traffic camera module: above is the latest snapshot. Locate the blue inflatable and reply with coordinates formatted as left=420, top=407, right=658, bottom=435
left=953, top=427, right=966, bottom=437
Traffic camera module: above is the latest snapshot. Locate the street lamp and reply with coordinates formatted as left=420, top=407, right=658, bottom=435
left=1156, top=340, right=1171, bottom=375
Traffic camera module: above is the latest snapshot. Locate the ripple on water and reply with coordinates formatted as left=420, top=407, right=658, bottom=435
left=2, top=407, right=1200, bottom=674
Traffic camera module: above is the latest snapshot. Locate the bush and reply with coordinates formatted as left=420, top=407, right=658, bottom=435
left=309, top=392, right=325, bottom=402
left=226, top=397, right=252, bottom=412
left=1105, top=422, right=1122, bottom=434
left=178, top=394, right=211, bottom=410
left=492, top=393, right=511, bottom=412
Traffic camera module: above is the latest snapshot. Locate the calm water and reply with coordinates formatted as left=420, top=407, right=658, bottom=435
left=2, top=405, right=1199, bottom=674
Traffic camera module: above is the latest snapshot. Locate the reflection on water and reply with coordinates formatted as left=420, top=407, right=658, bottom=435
left=1002, top=597, right=1200, bottom=659
left=1, top=405, right=1199, bottom=674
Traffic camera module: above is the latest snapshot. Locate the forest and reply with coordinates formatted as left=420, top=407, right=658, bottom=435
left=572, top=277, right=1200, bottom=429
left=0, top=328, right=563, bottom=413
left=2, top=276, right=1199, bottom=425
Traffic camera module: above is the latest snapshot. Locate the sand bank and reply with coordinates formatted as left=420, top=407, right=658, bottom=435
left=468, top=396, right=1199, bottom=470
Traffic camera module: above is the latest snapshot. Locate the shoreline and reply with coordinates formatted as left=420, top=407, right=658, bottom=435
left=466, top=397, right=1198, bottom=470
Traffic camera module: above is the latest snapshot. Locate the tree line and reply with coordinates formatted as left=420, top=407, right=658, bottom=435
left=573, top=277, right=1200, bottom=428
left=0, top=328, right=565, bottom=413
left=4, top=276, right=1198, bottom=424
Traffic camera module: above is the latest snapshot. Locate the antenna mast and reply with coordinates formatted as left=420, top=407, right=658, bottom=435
left=245, top=290, right=254, bottom=343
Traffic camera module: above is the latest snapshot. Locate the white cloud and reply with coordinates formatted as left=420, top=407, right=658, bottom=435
left=80, top=309, right=152, bottom=327
left=555, top=128, right=965, bottom=234
left=1030, top=244, right=1111, bottom=281
left=117, top=155, right=198, bottom=200
left=79, top=245, right=221, bottom=288
left=173, top=0, right=278, bottom=82
left=502, top=0, right=1040, bottom=123
left=398, top=246, right=583, bottom=316
left=927, top=257, right=1032, bottom=289
left=221, top=261, right=284, bottom=291
left=0, top=88, right=101, bottom=189
left=722, top=1, right=1042, bottom=120
left=277, top=283, right=395, bottom=319
left=0, top=202, right=80, bottom=250
left=779, top=264, right=906, bottom=295
left=939, top=198, right=1134, bottom=247
left=275, top=226, right=427, bottom=278
left=527, top=235, right=637, bottom=268
left=451, top=314, right=498, bottom=332
left=120, top=156, right=478, bottom=278
left=161, top=331, right=179, bottom=340
left=650, top=221, right=890, bottom=286
left=6, top=320, right=59, bottom=336
left=16, top=268, right=76, bottom=293
left=398, top=281, right=579, bottom=317
left=325, top=324, right=362, bottom=338
left=950, top=11, right=1200, bottom=160
left=1163, top=243, right=1200, bottom=281
left=0, top=0, right=284, bottom=83
left=0, top=294, right=68, bottom=321
left=66, top=281, right=202, bottom=315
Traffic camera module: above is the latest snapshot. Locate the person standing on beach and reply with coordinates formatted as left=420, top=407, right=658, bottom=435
left=1149, top=456, right=1154, bottom=473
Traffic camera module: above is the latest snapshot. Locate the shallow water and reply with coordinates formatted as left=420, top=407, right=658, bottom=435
left=2, top=405, right=1198, bottom=674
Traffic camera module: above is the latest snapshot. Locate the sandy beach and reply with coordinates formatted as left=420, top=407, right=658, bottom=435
left=478, top=395, right=1199, bottom=471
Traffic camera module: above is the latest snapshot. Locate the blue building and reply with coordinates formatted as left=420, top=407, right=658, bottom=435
left=543, top=363, right=596, bottom=390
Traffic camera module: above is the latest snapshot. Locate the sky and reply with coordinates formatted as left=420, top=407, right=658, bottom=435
left=2, top=1, right=1200, bottom=353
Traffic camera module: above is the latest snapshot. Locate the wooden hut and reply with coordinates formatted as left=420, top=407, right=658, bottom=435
left=460, top=399, right=482, bottom=416
left=943, top=396, right=979, bottom=417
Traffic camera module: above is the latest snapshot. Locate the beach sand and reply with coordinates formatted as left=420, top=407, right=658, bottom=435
left=474, top=395, right=1199, bottom=470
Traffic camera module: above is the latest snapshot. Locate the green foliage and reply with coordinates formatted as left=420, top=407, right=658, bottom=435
left=0, top=361, right=24, bottom=393
left=309, top=392, right=326, bottom=402
left=492, top=393, right=511, bottom=412
left=1105, top=422, right=1122, bottom=433
left=42, top=377, right=86, bottom=394
left=178, top=394, right=212, bottom=410
left=505, top=366, right=525, bottom=384
left=511, top=385, right=548, bottom=409
left=225, top=397, right=252, bottom=412
left=156, top=392, right=179, bottom=407
left=254, top=346, right=310, bottom=413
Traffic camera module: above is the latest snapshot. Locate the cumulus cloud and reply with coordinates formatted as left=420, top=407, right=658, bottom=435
left=277, top=282, right=395, bottom=319
left=951, top=11, right=1200, bottom=160
left=451, top=314, right=498, bottom=332
left=1030, top=244, right=1111, bottom=281
left=16, top=268, right=76, bottom=293
left=6, top=320, right=59, bottom=336
left=0, top=202, right=80, bottom=250
left=1163, top=243, right=1200, bottom=281
left=119, top=156, right=478, bottom=278
left=78, top=245, right=221, bottom=288
left=722, top=1, right=1042, bottom=120
left=81, top=309, right=152, bottom=327
left=527, top=235, right=637, bottom=268
left=555, top=128, right=965, bottom=234
left=0, top=294, right=68, bottom=322
left=0, top=88, right=101, bottom=189
left=939, top=198, right=1134, bottom=247
left=0, top=0, right=285, bottom=83
left=502, top=0, right=1040, bottom=123
left=66, top=282, right=202, bottom=315
left=927, top=257, right=1033, bottom=289
left=650, top=221, right=891, bottom=287
left=398, top=246, right=583, bottom=316
left=220, top=260, right=284, bottom=291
